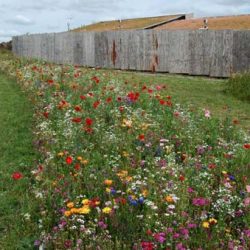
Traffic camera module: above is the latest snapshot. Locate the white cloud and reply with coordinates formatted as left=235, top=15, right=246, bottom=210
left=8, top=15, right=34, bottom=25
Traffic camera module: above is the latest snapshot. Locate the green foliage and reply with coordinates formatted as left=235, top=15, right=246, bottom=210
left=225, top=71, right=250, bottom=102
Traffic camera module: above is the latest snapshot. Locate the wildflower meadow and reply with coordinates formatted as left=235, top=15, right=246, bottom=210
left=0, top=54, right=250, bottom=250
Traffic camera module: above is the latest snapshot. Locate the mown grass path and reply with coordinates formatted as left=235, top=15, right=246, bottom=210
left=0, top=73, right=37, bottom=249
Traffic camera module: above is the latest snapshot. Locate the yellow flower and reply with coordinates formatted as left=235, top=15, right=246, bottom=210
left=165, top=195, right=174, bottom=203
left=102, top=207, right=112, bottom=214
left=209, top=218, right=217, bottom=225
left=140, top=123, right=150, bottom=131
left=117, top=170, right=128, bottom=178
left=106, top=188, right=111, bottom=193
left=142, top=189, right=148, bottom=197
left=64, top=210, right=71, bottom=217
left=121, top=119, right=132, bottom=128
left=222, top=171, right=227, bottom=175
left=125, top=176, right=133, bottom=182
left=67, top=202, right=74, bottom=208
left=104, top=179, right=113, bottom=186
left=122, top=151, right=129, bottom=157
left=82, top=199, right=90, bottom=205
left=57, top=152, right=64, bottom=157
left=78, top=206, right=90, bottom=214
left=202, top=221, right=210, bottom=228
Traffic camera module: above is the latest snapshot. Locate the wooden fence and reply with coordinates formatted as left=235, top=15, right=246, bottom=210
left=12, top=30, right=250, bottom=77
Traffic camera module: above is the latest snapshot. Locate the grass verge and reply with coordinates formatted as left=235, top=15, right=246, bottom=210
left=0, top=72, right=38, bottom=249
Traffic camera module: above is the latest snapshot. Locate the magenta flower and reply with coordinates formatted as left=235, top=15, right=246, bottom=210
left=153, top=232, right=166, bottom=243
left=192, top=197, right=209, bottom=206
left=187, top=223, right=197, bottom=229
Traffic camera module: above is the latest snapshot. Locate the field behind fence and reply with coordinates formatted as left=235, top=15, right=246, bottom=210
left=12, top=30, right=250, bottom=77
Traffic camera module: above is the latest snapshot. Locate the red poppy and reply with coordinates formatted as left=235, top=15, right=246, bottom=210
left=72, top=117, right=82, bottom=123
left=159, top=100, right=165, bottom=105
left=119, top=106, right=124, bottom=112
left=243, top=144, right=250, bottom=149
left=106, top=97, right=112, bottom=103
left=148, top=89, right=153, bottom=94
left=146, top=229, right=153, bottom=236
left=66, top=156, right=73, bottom=165
left=127, top=92, right=140, bottom=102
left=91, top=76, right=100, bottom=84
left=85, top=117, right=93, bottom=126
left=179, top=175, right=185, bottom=182
left=12, top=172, right=23, bottom=180
left=74, top=105, right=82, bottom=112
left=47, top=79, right=54, bottom=84
left=117, top=97, right=122, bottom=102
left=208, top=163, right=216, bottom=169
left=166, top=101, right=172, bottom=107
left=84, top=127, right=93, bottom=134
left=74, top=163, right=81, bottom=171
left=138, top=134, right=145, bottom=141
left=93, top=101, right=100, bottom=109
left=43, top=112, right=49, bottom=118
left=80, top=95, right=86, bottom=100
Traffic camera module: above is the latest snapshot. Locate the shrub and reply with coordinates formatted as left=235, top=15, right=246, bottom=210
left=225, top=71, right=250, bottom=102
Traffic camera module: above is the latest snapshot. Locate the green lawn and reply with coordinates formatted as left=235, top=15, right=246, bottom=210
left=0, top=73, right=38, bottom=249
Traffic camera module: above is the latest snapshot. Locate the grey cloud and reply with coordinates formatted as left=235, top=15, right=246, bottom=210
left=0, top=0, right=250, bottom=43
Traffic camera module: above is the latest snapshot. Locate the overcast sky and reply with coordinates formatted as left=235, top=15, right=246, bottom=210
left=0, top=0, right=250, bottom=42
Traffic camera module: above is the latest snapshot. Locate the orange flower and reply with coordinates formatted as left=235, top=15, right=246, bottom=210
left=104, top=179, right=113, bottom=186
left=165, top=195, right=174, bottom=203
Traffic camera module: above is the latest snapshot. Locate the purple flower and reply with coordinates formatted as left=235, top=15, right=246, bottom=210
left=244, top=229, right=250, bottom=238
left=197, top=145, right=205, bottom=155
left=98, top=221, right=107, bottom=229
left=34, top=240, right=41, bottom=246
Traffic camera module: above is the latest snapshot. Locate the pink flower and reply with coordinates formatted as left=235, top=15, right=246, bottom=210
left=204, top=109, right=211, bottom=118
left=246, top=185, right=250, bottom=193
left=244, top=197, right=250, bottom=207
